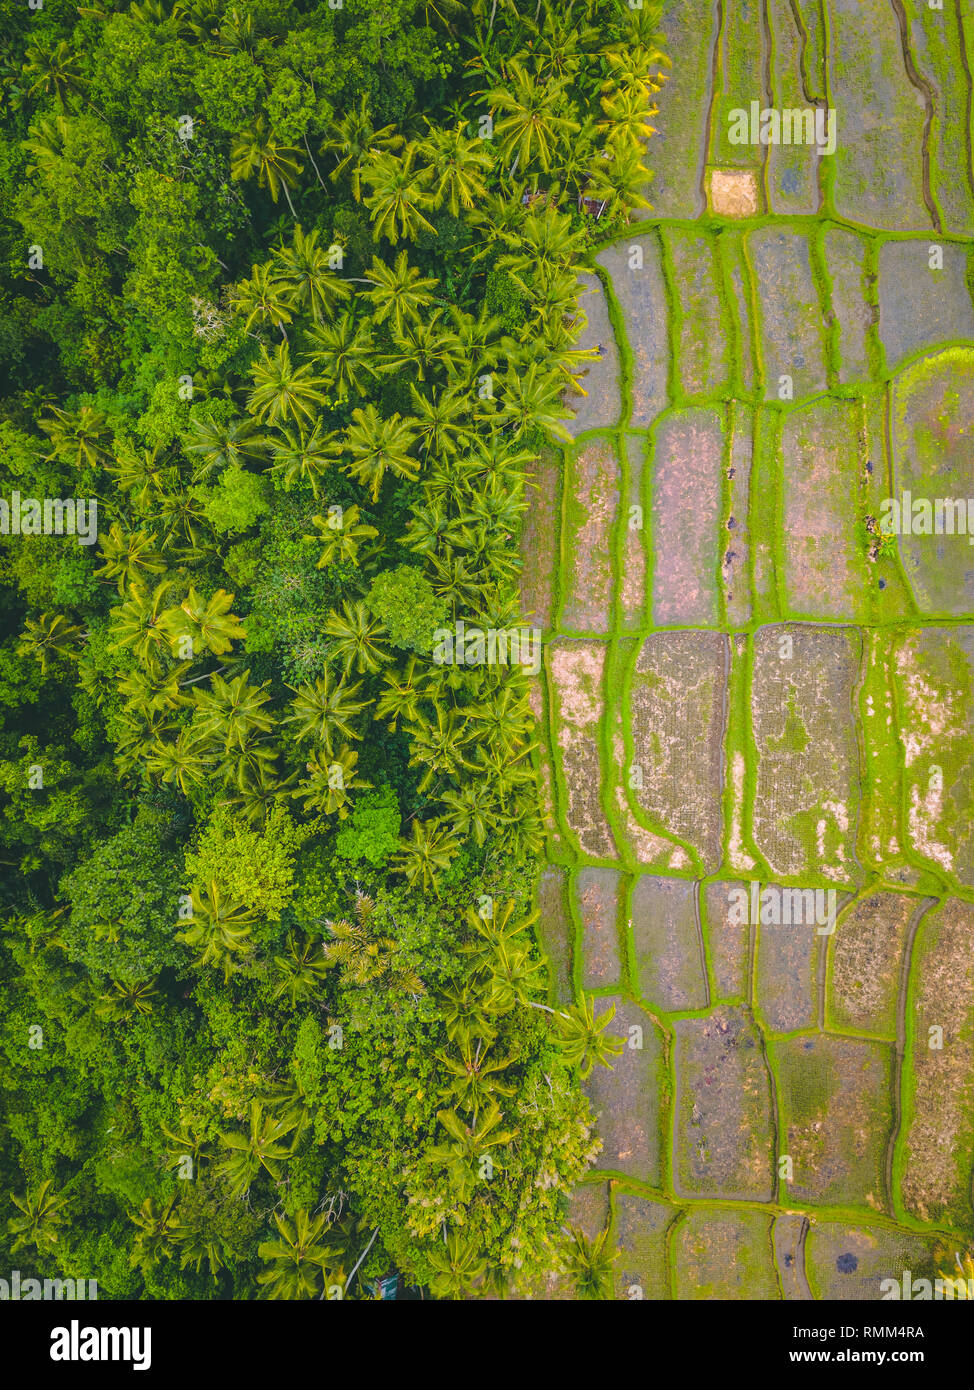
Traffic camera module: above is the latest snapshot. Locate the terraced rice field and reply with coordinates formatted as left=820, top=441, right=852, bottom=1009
left=525, top=0, right=974, bottom=1298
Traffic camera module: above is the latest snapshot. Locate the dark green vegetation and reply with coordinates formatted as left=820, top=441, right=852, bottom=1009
left=0, top=0, right=667, bottom=1298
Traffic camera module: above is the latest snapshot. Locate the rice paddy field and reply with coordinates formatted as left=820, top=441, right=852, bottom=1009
left=527, top=0, right=974, bottom=1299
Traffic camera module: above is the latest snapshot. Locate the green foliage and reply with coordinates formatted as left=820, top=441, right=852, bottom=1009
left=335, top=786, right=401, bottom=867
left=365, top=564, right=447, bottom=655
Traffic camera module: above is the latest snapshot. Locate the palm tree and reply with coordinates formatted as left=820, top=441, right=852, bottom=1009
left=340, top=404, right=419, bottom=501
left=364, top=251, right=437, bottom=336
left=96, top=979, right=159, bottom=1021
left=96, top=525, right=166, bottom=594
left=324, top=600, right=389, bottom=675
left=284, top=669, right=369, bottom=751
left=18, top=612, right=84, bottom=672
left=377, top=311, right=466, bottom=383
left=22, top=40, right=86, bottom=106
left=373, top=659, right=424, bottom=731
left=416, top=121, right=494, bottom=216
left=7, top=1180, right=67, bottom=1254
left=230, top=118, right=303, bottom=216
left=308, top=504, right=378, bottom=568
left=597, top=83, right=658, bottom=154
left=496, top=207, right=588, bottom=278
left=492, top=361, right=573, bottom=442
left=361, top=145, right=436, bottom=245
left=271, top=934, right=330, bottom=1006
left=129, top=1197, right=180, bottom=1269
left=406, top=706, right=475, bottom=793
left=407, top=384, right=475, bottom=457
left=319, top=94, right=404, bottom=201
left=146, top=728, right=213, bottom=795
left=271, top=224, right=350, bottom=323
left=439, top=781, right=505, bottom=848
left=293, top=745, right=367, bottom=818
left=487, top=63, right=580, bottom=173
left=183, top=414, right=266, bottom=478
left=108, top=579, right=178, bottom=672
left=436, top=1038, right=515, bottom=1118
left=584, top=144, right=653, bottom=221
left=552, top=996, right=625, bottom=1077
left=304, top=312, right=375, bottom=402
left=39, top=404, right=111, bottom=469
left=247, top=343, right=326, bottom=428
left=394, top=818, right=461, bottom=896
left=266, top=420, right=333, bottom=495
left=425, top=1230, right=488, bottom=1299
left=192, top=670, right=274, bottom=751
left=176, top=880, right=259, bottom=978
left=428, top=1101, right=516, bottom=1200
left=257, top=1209, right=343, bottom=1299
left=231, top=262, right=293, bottom=339
left=216, top=1100, right=296, bottom=1198
left=560, top=1223, right=617, bottom=1299
left=163, top=587, right=246, bottom=658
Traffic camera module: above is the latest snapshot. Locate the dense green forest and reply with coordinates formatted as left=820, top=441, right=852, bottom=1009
left=0, top=0, right=665, bottom=1298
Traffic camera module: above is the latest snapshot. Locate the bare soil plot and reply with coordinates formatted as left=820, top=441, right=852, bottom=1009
left=671, top=1207, right=780, bottom=1299
left=560, top=437, right=618, bottom=633
left=901, top=898, right=974, bottom=1228
left=751, top=624, right=861, bottom=882
left=547, top=640, right=619, bottom=861
left=565, top=273, right=621, bottom=436
left=890, top=348, right=974, bottom=616
left=903, top=0, right=974, bottom=236
left=878, top=242, right=974, bottom=371
left=649, top=0, right=715, bottom=219
left=780, top=397, right=872, bottom=621
left=773, top=1213, right=812, bottom=1299
left=804, top=1220, right=938, bottom=1300
left=827, top=892, right=917, bottom=1037
left=893, top=626, right=974, bottom=884
left=630, top=874, right=709, bottom=1013
left=573, top=866, right=624, bottom=991
left=824, top=225, right=872, bottom=384
left=611, top=1189, right=679, bottom=1300
left=747, top=227, right=829, bottom=399
left=754, top=903, right=820, bottom=1034
left=619, top=434, right=647, bottom=632
left=536, top=866, right=574, bottom=1007
left=566, top=1179, right=611, bottom=1240
left=626, top=630, right=726, bottom=871
left=704, top=879, right=751, bottom=1000
left=650, top=407, right=724, bottom=626
left=724, top=402, right=753, bottom=628
left=767, top=0, right=823, bottom=215
left=772, top=1033, right=893, bottom=1211
left=661, top=227, right=733, bottom=398
left=598, top=239, right=669, bottom=428
left=519, top=446, right=560, bottom=630
left=582, top=995, right=664, bottom=1185
left=828, top=0, right=930, bottom=231
left=673, top=1004, right=776, bottom=1201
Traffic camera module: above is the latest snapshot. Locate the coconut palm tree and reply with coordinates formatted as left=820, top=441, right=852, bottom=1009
left=39, top=404, right=111, bottom=469
left=436, top=1038, right=516, bottom=1118
left=247, top=343, right=326, bottom=429
left=271, top=935, right=330, bottom=1006
left=584, top=144, right=653, bottom=221
left=95, top=525, right=166, bottom=594
left=216, top=1100, right=297, bottom=1198
left=487, top=62, right=580, bottom=173
left=284, top=669, right=369, bottom=751
left=425, top=1229, right=489, bottom=1300
left=176, top=880, right=259, bottom=978
left=145, top=727, right=213, bottom=795
left=364, top=251, right=437, bottom=335
left=162, top=587, right=246, bottom=658
left=192, top=670, right=274, bottom=751
left=428, top=1100, right=516, bottom=1200
left=415, top=121, right=494, bottom=216
left=266, top=419, right=333, bottom=496
left=7, top=1180, right=68, bottom=1254
left=129, top=1198, right=180, bottom=1269
left=231, top=118, right=303, bottom=216
left=257, top=1209, right=343, bottom=1299
left=271, top=224, right=350, bottom=323
left=183, top=415, right=266, bottom=478
left=308, top=504, right=378, bottom=569
left=231, top=262, right=293, bottom=339
left=293, top=745, right=368, bottom=818
left=394, top=818, right=461, bottom=895
left=552, top=996, right=625, bottom=1077
left=108, top=579, right=178, bottom=672
left=559, top=1223, right=617, bottom=1299
left=339, top=404, right=419, bottom=501
left=304, top=312, right=376, bottom=402
left=18, top=612, right=84, bottom=672
left=319, top=94, right=404, bottom=200
left=324, top=599, right=390, bottom=675
left=360, top=145, right=436, bottom=245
